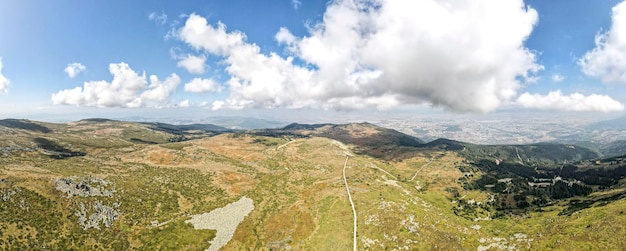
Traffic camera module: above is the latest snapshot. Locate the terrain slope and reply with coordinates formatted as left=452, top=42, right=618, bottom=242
left=1, top=119, right=626, bottom=250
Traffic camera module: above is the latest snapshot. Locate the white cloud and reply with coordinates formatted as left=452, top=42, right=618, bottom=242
left=177, top=99, right=190, bottom=108
left=176, top=0, right=541, bottom=113
left=552, top=74, right=565, bottom=83
left=210, top=100, right=225, bottom=110
left=292, top=0, right=302, bottom=10
left=177, top=54, right=207, bottom=74
left=580, top=1, right=626, bottom=83
left=275, top=27, right=296, bottom=45
left=0, top=58, right=9, bottom=94
left=516, top=90, right=624, bottom=112
left=64, top=63, right=86, bottom=78
left=52, top=62, right=180, bottom=108
left=149, top=11, right=168, bottom=24
left=184, top=78, right=222, bottom=93
left=178, top=14, right=245, bottom=56
left=140, top=74, right=181, bottom=102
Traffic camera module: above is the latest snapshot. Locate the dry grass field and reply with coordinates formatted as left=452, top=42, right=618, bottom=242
left=1, top=119, right=626, bottom=250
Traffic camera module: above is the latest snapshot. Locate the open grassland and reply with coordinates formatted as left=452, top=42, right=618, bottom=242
left=1, top=120, right=626, bottom=250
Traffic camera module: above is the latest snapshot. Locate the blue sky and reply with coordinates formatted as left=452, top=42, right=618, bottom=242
left=1, top=0, right=626, bottom=121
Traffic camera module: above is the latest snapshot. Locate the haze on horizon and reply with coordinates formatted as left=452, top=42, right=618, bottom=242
left=1, top=0, right=626, bottom=121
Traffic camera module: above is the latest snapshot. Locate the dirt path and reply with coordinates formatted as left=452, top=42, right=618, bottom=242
left=276, top=138, right=296, bottom=150
left=369, top=163, right=396, bottom=180
left=409, top=157, right=434, bottom=181
left=343, top=155, right=357, bottom=251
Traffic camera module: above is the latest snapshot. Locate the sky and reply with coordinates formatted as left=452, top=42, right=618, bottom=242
left=2, top=0, right=626, bottom=122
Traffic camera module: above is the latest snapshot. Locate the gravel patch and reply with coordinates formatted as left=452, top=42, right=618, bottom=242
left=186, top=196, right=254, bottom=251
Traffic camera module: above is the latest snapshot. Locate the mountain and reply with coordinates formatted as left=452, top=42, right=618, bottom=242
left=586, top=115, right=626, bottom=131
left=0, top=118, right=53, bottom=133
left=1, top=119, right=626, bottom=250
left=552, top=139, right=626, bottom=159
left=255, top=122, right=425, bottom=160
left=599, top=140, right=626, bottom=158
left=461, top=142, right=601, bottom=165
left=206, top=116, right=289, bottom=129
left=141, top=122, right=233, bottom=134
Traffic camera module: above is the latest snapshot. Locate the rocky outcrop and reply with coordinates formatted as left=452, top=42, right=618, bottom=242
left=55, top=176, right=120, bottom=230
left=55, top=177, right=115, bottom=198
left=0, top=146, right=37, bottom=157
left=75, top=201, right=120, bottom=230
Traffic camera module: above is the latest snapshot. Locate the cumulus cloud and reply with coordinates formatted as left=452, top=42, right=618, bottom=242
left=149, top=11, right=168, bottom=24
left=175, top=0, right=541, bottom=113
left=52, top=62, right=180, bottom=108
left=516, top=90, right=624, bottom=112
left=184, top=78, right=222, bottom=93
left=64, top=63, right=86, bottom=78
left=140, top=74, right=181, bottom=102
left=580, top=1, right=626, bottom=83
left=275, top=27, right=296, bottom=45
left=0, top=58, right=9, bottom=94
left=178, top=15, right=245, bottom=56
left=177, top=54, right=207, bottom=74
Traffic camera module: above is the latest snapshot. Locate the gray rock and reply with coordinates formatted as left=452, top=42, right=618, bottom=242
left=55, top=177, right=115, bottom=198
left=1, top=187, right=21, bottom=202
left=75, top=201, right=119, bottom=230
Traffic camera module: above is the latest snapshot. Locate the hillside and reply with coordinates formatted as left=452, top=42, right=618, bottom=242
left=1, top=119, right=626, bottom=250
left=256, top=122, right=425, bottom=160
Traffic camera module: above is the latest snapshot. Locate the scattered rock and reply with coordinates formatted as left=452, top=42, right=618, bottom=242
left=55, top=177, right=115, bottom=197
left=0, top=146, right=37, bottom=157
left=1, top=187, right=21, bottom=202
left=75, top=201, right=119, bottom=230
left=477, top=234, right=533, bottom=251
left=401, top=214, right=420, bottom=234
left=55, top=176, right=120, bottom=230
left=365, top=214, right=381, bottom=226
left=362, top=237, right=384, bottom=249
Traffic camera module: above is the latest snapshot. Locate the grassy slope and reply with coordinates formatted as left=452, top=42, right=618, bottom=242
left=0, top=120, right=625, bottom=250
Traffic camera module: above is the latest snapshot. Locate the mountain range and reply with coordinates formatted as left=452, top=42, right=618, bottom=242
left=1, top=118, right=626, bottom=250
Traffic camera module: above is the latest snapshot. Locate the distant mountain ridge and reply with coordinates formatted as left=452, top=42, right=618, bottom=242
left=0, top=118, right=622, bottom=162
left=141, top=122, right=232, bottom=133
left=586, top=115, right=626, bottom=131
left=248, top=122, right=598, bottom=164
left=79, top=118, right=118, bottom=123
left=0, top=118, right=52, bottom=133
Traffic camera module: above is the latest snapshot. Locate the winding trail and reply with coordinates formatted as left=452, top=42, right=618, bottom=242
left=409, top=153, right=448, bottom=181
left=410, top=157, right=434, bottom=181
left=343, top=155, right=358, bottom=251
left=276, top=138, right=296, bottom=150
left=369, top=164, right=396, bottom=180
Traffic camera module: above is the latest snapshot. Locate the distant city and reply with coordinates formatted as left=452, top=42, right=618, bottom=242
left=374, top=114, right=626, bottom=145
